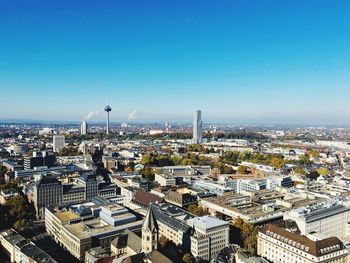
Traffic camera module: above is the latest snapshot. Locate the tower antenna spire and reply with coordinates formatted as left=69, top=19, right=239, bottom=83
left=104, top=99, right=112, bottom=135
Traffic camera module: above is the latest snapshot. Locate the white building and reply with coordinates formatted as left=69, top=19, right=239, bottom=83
left=154, top=173, right=176, bottom=187
left=258, top=224, right=348, bottom=263
left=81, top=121, right=88, bottom=135
left=193, top=110, right=203, bottom=144
left=283, top=201, right=350, bottom=240
left=53, top=135, right=65, bottom=152
left=187, top=215, right=229, bottom=260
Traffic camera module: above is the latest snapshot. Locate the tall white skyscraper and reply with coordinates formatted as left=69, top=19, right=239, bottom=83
left=193, top=110, right=203, bottom=144
left=53, top=135, right=65, bottom=152
left=80, top=121, right=88, bottom=135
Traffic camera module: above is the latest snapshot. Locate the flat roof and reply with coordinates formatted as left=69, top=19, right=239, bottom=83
left=56, top=211, right=79, bottom=222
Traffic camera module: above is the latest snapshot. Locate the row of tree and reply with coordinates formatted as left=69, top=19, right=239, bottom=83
left=0, top=179, right=36, bottom=236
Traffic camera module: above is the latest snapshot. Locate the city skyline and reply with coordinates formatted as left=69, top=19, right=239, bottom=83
left=0, top=1, right=349, bottom=124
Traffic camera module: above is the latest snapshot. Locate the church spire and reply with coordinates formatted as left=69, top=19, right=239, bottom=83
left=142, top=205, right=159, bottom=233
left=142, top=205, right=159, bottom=253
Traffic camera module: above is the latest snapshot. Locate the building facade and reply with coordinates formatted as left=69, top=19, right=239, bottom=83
left=257, top=224, right=349, bottom=263
left=187, top=216, right=229, bottom=260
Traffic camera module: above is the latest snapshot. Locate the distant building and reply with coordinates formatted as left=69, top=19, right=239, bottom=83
left=9, top=143, right=29, bottom=155
left=53, top=135, right=65, bottom=152
left=81, top=121, right=88, bottom=135
left=193, top=110, right=203, bottom=144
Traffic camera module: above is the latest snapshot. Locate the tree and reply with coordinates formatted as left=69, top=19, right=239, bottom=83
left=233, top=216, right=244, bottom=229
left=188, top=204, right=208, bottom=216
left=294, top=167, right=307, bottom=176
left=307, top=149, right=320, bottom=158
left=237, top=151, right=252, bottom=162
left=171, top=156, right=183, bottom=166
left=0, top=164, right=7, bottom=183
left=181, top=158, right=193, bottom=166
left=183, top=253, right=194, bottom=263
left=307, top=170, right=320, bottom=180
left=124, top=166, right=133, bottom=173
left=159, top=235, right=169, bottom=247
left=142, top=167, right=155, bottom=181
left=299, top=155, right=311, bottom=165
left=157, top=156, right=175, bottom=167
left=317, top=167, right=330, bottom=176
left=13, top=219, right=32, bottom=233
left=237, top=165, right=250, bottom=174
left=233, top=217, right=259, bottom=254
left=57, top=147, right=81, bottom=156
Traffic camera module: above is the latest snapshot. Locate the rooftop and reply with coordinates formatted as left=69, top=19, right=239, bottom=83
left=56, top=210, right=79, bottom=222
left=187, top=215, right=228, bottom=232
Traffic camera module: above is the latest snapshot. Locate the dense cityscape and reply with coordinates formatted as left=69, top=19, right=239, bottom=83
left=1, top=1, right=349, bottom=263
left=1, top=108, right=350, bottom=263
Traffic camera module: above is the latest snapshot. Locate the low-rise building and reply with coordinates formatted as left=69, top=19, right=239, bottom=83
left=154, top=173, right=176, bottom=187
left=0, top=188, right=19, bottom=204
left=0, top=229, right=57, bottom=263
left=164, top=191, right=197, bottom=208
left=45, top=202, right=143, bottom=261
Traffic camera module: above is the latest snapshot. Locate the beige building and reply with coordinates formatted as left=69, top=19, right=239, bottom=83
left=0, top=229, right=57, bottom=263
left=45, top=203, right=143, bottom=261
left=187, top=216, right=229, bottom=260
left=258, top=224, right=349, bottom=263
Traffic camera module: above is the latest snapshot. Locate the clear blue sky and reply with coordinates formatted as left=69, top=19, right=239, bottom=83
left=0, top=0, right=349, bottom=124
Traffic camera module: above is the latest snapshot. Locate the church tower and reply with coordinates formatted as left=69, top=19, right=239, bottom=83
left=142, top=205, right=159, bottom=253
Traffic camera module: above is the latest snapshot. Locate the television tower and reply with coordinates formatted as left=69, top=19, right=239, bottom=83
left=104, top=98, right=112, bottom=135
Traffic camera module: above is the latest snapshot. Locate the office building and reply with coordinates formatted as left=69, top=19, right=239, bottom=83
left=187, top=216, right=229, bottom=260
left=53, top=135, right=65, bottom=152
left=283, top=201, right=350, bottom=240
left=24, top=151, right=56, bottom=170
left=154, top=173, right=176, bottom=187
left=81, top=121, right=88, bottom=135
left=258, top=224, right=348, bottom=263
left=32, top=176, right=63, bottom=219
left=45, top=203, right=143, bottom=261
left=193, top=110, right=203, bottom=144
left=77, top=173, right=99, bottom=200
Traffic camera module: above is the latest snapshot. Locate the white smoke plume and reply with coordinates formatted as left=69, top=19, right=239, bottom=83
left=85, top=110, right=99, bottom=120
left=128, top=110, right=139, bottom=120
